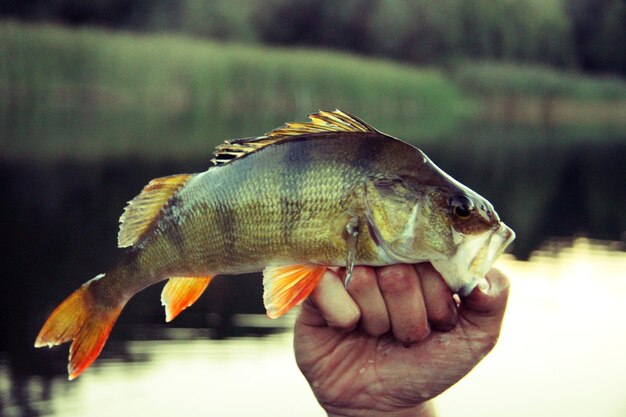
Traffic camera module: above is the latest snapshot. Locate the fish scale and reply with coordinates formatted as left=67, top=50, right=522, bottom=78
left=35, top=110, right=515, bottom=379
left=172, top=141, right=364, bottom=274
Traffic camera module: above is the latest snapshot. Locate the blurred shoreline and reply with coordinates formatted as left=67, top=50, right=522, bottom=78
left=2, top=21, right=626, bottom=161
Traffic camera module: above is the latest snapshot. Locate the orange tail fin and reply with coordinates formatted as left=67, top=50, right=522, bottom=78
left=34, top=274, right=123, bottom=380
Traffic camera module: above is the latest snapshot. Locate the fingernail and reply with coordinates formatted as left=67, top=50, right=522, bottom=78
left=452, top=293, right=461, bottom=307
left=478, top=278, right=490, bottom=293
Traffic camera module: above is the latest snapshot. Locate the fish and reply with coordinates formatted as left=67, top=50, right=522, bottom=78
left=35, top=110, right=515, bottom=379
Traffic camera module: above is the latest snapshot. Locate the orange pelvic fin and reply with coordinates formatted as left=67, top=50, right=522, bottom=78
left=263, top=264, right=327, bottom=319
left=161, top=276, right=213, bottom=322
left=34, top=274, right=123, bottom=380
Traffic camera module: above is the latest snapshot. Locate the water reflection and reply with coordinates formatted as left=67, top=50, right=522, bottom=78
left=440, top=238, right=626, bottom=417
left=2, top=238, right=626, bottom=417
left=1, top=333, right=318, bottom=417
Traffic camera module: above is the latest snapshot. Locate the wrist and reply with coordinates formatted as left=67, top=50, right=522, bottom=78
left=325, top=401, right=437, bottom=417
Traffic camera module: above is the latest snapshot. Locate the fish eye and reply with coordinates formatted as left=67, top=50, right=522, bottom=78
left=449, top=195, right=474, bottom=220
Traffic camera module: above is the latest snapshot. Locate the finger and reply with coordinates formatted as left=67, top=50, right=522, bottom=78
left=377, top=264, right=430, bottom=344
left=459, top=268, right=510, bottom=334
left=416, top=263, right=458, bottom=331
left=346, top=266, right=390, bottom=336
left=308, top=270, right=361, bottom=330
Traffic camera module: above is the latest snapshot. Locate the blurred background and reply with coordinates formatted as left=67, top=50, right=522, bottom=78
left=1, top=1, right=625, bottom=416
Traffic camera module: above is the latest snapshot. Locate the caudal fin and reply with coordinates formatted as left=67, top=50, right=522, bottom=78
left=34, top=274, right=123, bottom=380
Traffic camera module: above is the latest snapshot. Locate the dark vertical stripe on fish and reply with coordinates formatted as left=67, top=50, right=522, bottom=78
left=215, top=203, right=236, bottom=260
left=280, top=197, right=305, bottom=247
left=280, top=141, right=309, bottom=246
left=121, top=248, right=142, bottom=276
left=356, top=137, right=385, bottom=173
left=165, top=225, right=186, bottom=257
left=162, top=197, right=187, bottom=257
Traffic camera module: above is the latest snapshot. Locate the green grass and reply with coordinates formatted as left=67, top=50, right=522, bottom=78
left=452, top=60, right=626, bottom=99
left=0, top=21, right=468, bottom=160
left=1, top=21, right=626, bottom=161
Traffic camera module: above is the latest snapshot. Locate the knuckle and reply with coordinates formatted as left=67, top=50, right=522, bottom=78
left=347, top=267, right=375, bottom=296
left=378, top=267, right=415, bottom=294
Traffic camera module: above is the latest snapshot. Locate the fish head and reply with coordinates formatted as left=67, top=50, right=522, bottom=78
left=424, top=186, right=515, bottom=295
left=366, top=151, right=515, bottom=295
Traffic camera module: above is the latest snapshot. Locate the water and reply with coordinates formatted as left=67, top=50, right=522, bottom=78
left=1, top=238, right=625, bottom=417
left=439, top=239, right=626, bottom=417
left=1, top=334, right=318, bottom=417
left=1, top=100, right=626, bottom=416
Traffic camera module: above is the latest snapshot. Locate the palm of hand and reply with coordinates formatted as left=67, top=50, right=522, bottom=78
left=295, top=309, right=496, bottom=414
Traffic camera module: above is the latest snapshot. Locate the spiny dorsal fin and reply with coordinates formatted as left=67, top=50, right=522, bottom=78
left=267, top=109, right=377, bottom=138
left=118, top=174, right=193, bottom=248
left=211, top=110, right=378, bottom=166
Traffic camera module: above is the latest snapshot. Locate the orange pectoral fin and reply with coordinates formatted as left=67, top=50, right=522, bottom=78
left=161, top=276, right=213, bottom=322
left=263, top=265, right=327, bottom=319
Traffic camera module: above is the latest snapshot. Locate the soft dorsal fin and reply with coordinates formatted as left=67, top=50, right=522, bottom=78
left=118, top=174, right=193, bottom=248
left=211, top=109, right=378, bottom=166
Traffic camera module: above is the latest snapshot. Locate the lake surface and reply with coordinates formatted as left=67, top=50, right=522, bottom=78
left=1, top=238, right=625, bottom=417
left=2, top=99, right=626, bottom=416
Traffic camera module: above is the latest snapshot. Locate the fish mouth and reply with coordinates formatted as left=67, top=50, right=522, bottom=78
left=460, top=223, right=515, bottom=295
left=432, top=222, right=515, bottom=296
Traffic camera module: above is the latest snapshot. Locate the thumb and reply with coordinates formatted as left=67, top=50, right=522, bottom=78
left=459, top=268, right=510, bottom=334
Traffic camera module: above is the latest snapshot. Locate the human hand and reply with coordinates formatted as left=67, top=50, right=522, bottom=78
left=294, top=263, right=510, bottom=417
